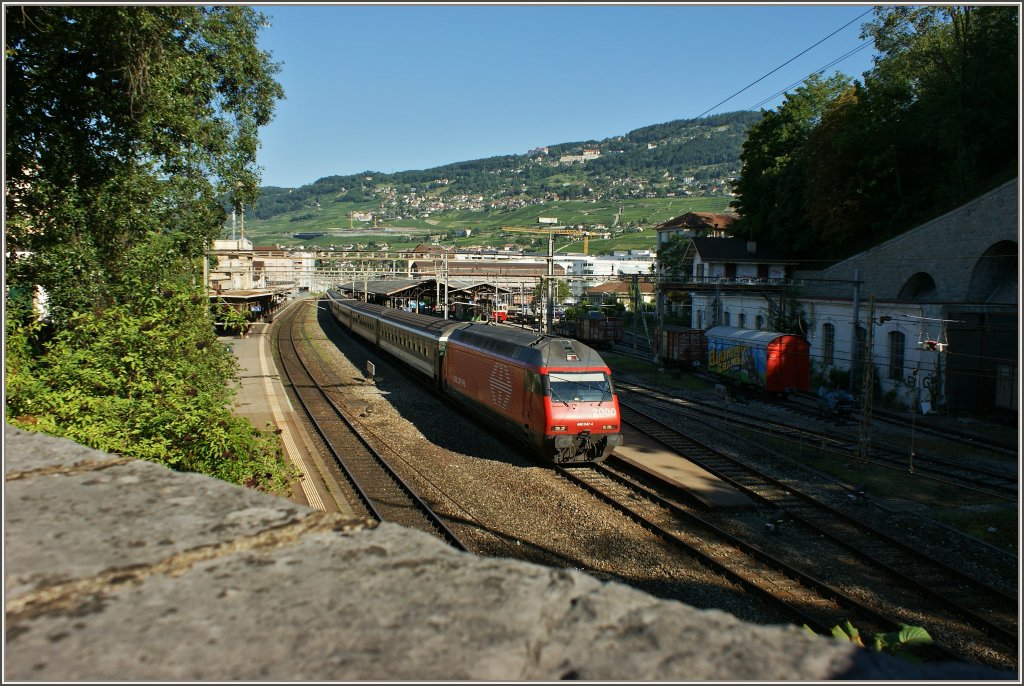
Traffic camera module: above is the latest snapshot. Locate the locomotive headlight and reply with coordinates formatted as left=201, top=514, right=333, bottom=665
left=551, top=425, right=567, bottom=432
left=602, top=425, right=617, bottom=431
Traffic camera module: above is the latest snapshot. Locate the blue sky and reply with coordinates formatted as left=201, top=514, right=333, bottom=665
left=254, top=3, right=881, bottom=189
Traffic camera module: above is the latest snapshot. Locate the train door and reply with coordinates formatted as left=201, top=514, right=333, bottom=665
left=523, top=369, right=543, bottom=444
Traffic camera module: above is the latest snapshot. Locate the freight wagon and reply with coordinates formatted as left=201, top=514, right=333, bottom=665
left=658, top=326, right=707, bottom=368
left=704, top=326, right=810, bottom=396
left=576, top=313, right=623, bottom=349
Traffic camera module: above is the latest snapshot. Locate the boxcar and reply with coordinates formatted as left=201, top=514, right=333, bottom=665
left=659, top=326, right=707, bottom=368
left=553, top=319, right=577, bottom=338
left=577, top=314, right=623, bottom=349
left=704, top=326, right=810, bottom=395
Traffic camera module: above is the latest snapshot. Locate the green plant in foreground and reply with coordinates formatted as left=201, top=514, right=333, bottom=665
left=5, top=277, right=295, bottom=495
left=803, top=621, right=933, bottom=661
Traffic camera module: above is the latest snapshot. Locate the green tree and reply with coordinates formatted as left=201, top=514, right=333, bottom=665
left=655, top=234, right=692, bottom=279
left=730, top=73, right=852, bottom=258
left=532, top=279, right=571, bottom=306
left=6, top=5, right=284, bottom=324
left=5, top=6, right=291, bottom=492
left=861, top=5, right=1018, bottom=205
left=731, top=6, right=1017, bottom=262
left=6, top=238, right=292, bottom=490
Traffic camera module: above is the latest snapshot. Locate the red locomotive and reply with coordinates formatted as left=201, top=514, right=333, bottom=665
left=326, top=290, right=623, bottom=464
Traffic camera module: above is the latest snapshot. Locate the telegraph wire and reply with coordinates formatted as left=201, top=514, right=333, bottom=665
left=695, top=7, right=875, bottom=120
left=747, top=40, right=876, bottom=112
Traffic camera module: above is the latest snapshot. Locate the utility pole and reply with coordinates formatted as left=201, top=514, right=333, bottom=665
left=443, top=248, right=449, bottom=319
left=545, top=232, right=554, bottom=335
left=857, top=295, right=876, bottom=462
left=849, top=269, right=861, bottom=392
left=632, top=273, right=639, bottom=350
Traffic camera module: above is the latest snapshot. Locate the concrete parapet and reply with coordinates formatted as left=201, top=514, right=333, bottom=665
left=4, top=425, right=1014, bottom=681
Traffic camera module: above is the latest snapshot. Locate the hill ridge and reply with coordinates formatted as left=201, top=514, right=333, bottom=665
left=251, top=110, right=760, bottom=224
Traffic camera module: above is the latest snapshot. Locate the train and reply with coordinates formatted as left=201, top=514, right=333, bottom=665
left=703, top=326, right=810, bottom=396
left=554, top=313, right=623, bottom=349
left=325, top=290, right=624, bottom=464
left=657, top=324, right=810, bottom=396
left=658, top=325, right=708, bottom=368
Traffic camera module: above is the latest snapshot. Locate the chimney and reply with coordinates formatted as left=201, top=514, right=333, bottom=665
left=746, top=240, right=757, bottom=255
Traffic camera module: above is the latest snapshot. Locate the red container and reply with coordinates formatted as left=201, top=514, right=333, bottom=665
left=705, top=326, right=809, bottom=394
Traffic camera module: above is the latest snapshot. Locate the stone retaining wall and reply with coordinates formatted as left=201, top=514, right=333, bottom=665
left=4, top=425, right=1014, bottom=681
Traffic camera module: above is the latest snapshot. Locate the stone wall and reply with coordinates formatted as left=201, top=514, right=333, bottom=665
left=4, top=425, right=1014, bottom=681
left=795, top=179, right=1019, bottom=302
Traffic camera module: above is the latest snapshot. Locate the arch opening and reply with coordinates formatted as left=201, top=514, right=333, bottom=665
left=897, top=272, right=937, bottom=301
left=967, top=240, right=1018, bottom=303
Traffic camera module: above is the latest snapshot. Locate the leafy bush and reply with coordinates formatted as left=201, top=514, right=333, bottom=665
left=5, top=282, right=295, bottom=494
left=804, top=621, right=933, bottom=661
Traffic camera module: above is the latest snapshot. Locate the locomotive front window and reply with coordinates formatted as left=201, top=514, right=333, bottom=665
left=545, top=372, right=613, bottom=403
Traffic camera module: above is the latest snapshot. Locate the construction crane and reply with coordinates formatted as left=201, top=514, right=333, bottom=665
left=500, top=226, right=589, bottom=255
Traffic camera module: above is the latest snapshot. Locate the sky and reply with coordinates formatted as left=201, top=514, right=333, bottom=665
left=254, top=2, right=883, bottom=189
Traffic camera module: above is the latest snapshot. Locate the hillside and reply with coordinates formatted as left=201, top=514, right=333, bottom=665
left=241, top=111, right=759, bottom=250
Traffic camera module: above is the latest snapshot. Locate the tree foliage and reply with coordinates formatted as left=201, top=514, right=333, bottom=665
left=6, top=241, right=293, bottom=490
left=6, top=4, right=284, bottom=324
left=5, top=6, right=291, bottom=492
left=731, top=5, right=1018, bottom=261
left=655, top=234, right=692, bottom=279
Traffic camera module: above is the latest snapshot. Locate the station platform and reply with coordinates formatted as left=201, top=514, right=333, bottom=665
left=220, top=317, right=352, bottom=516
left=612, top=425, right=755, bottom=509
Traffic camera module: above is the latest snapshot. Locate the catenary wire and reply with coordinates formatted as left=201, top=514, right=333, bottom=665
left=694, top=7, right=875, bottom=119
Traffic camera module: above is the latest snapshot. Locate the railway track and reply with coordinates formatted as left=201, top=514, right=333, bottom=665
left=602, top=400, right=1017, bottom=669
left=554, top=462, right=969, bottom=665
left=788, top=391, right=1019, bottom=458
left=618, top=381, right=1018, bottom=501
left=273, top=301, right=467, bottom=551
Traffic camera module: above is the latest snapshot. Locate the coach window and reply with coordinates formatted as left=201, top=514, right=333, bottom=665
left=822, top=323, right=835, bottom=366
left=888, top=330, right=905, bottom=380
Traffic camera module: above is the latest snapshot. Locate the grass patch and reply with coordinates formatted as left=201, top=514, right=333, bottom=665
left=931, top=506, right=1018, bottom=553
left=751, top=435, right=1017, bottom=551
left=604, top=353, right=713, bottom=392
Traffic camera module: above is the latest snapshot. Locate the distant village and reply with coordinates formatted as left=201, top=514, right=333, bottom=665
left=298, top=143, right=739, bottom=226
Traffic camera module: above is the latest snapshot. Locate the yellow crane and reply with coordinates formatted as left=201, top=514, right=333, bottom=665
left=501, top=226, right=589, bottom=255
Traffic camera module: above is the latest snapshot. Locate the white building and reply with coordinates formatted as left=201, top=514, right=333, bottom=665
left=683, top=180, right=1018, bottom=415
left=553, top=253, right=656, bottom=300
left=208, top=238, right=257, bottom=291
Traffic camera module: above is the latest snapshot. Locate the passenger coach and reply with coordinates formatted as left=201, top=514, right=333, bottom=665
left=325, top=290, right=623, bottom=464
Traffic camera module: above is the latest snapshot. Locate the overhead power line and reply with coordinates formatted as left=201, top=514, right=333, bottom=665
left=748, top=39, right=876, bottom=111
left=696, top=7, right=875, bottom=119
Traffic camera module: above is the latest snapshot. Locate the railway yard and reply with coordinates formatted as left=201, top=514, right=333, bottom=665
left=268, top=296, right=1019, bottom=673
